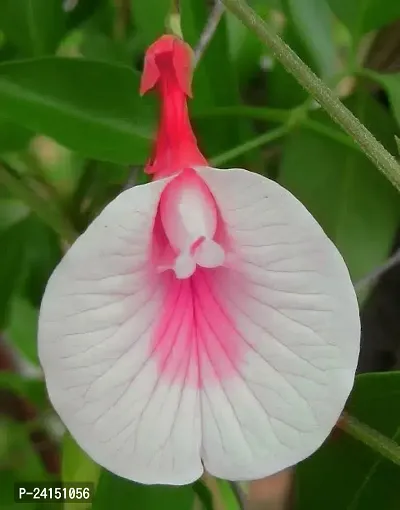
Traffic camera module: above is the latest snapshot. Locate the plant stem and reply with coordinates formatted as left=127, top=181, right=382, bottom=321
left=193, top=105, right=290, bottom=124
left=0, top=164, right=77, bottom=244
left=338, top=412, right=400, bottom=466
left=211, top=125, right=289, bottom=166
left=193, top=1, right=225, bottom=66
left=220, top=0, right=400, bottom=192
left=195, top=106, right=360, bottom=152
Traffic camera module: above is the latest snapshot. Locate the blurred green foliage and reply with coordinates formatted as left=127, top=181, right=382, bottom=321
left=0, top=0, right=399, bottom=509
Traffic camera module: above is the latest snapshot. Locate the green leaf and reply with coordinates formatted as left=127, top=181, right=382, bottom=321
left=363, top=72, right=400, bottom=129
left=0, top=58, right=154, bottom=165
left=0, top=120, right=32, bottom=153
left=130, top=0, right=170, bottom=47
left=327, top=0, right=400, bottom=42
left=226, top=1, right=273, bottom=87
left=92, top=470, right=195, bottom=510
left=280, top=93, right=400, bottom=283
left=21, top=217, right=62, bottom=307
left=0, top=0, right=66, bottom=57
left=267, top=23, right=310, bottom=109
left=5, top=296, right=39, bottom=366
left=62, top=433, right=101, bottom=510
left=80, top=30, right=132, bottom=65
left=0, top=213, right=61, bottom=329
left=297, top=372, right=400, bottom=510
left=285, top=0, right=337, bottom=80
left=0, top=221, right=27, bottom=328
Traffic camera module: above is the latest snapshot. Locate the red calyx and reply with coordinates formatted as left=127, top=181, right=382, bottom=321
left=140, top=35, right=207, bottom=180
left=140, top=34, right=193, bottom=98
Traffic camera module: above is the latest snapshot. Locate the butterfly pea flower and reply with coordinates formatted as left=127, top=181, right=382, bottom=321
left=38, top=35, right=360, bottom=486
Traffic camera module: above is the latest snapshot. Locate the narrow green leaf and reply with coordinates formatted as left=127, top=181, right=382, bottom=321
left=92, top=470, right=195, bottom=510
left=22, top=218, right=62, bottom=308
left=226, top=1, right=273, bottom=87
left=0, top=58, right=154, bottom=164
left=5, top=296, right=39, bottom=366
left=266, top=23, right=309, bottom=109
left=297, top=372, right=400, bottom=510
left=286, top=0, right=337, bottom=80
left=0, top=0, right=66, bottom=57
left=280, top=93, right=400, bottom=283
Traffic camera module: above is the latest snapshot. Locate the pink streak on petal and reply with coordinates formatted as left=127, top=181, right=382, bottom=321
left=149, top=168, right=246, bottom=388
left=190, top=236, right=206, bottom=256
left=150, top=267, right=247, bottom=389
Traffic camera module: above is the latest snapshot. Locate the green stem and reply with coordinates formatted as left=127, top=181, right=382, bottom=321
left=192, top=105, right=290, bottom=124
left=210, top=125, right=289, bottom=166
left=220, top=0, right=400, bottom=192
left=195, top=105, right=360, bottom=152
left=0, top=164, right=77, bottom=244
left=338, top=412, right=400, bottom=467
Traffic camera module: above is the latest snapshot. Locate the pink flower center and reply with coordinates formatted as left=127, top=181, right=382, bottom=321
left=155, top=168, right=225, bottom=279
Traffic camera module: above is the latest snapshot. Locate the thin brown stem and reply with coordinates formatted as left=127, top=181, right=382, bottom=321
left=194, top=1, right=225, bottom=66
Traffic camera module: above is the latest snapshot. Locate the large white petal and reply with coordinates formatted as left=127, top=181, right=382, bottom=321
left=38, top=179, right=203, bottom=485
left=196, top=166, right=360, bottom=480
